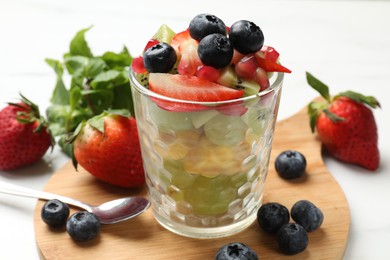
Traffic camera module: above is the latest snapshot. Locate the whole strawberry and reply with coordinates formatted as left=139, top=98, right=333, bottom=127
left=68, top=110, right=145, bottom=188
left=306, top=72, right=380, bottom=171
left=0, top=94, right=53, bottom=170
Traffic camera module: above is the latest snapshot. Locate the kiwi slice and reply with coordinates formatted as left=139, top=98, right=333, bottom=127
left=217, top=66, right=260, bottom=96
left=152, top=24, right=176, bottom=44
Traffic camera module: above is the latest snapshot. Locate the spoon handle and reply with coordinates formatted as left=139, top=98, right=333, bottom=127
left=0, top=181, right=91, bottom=211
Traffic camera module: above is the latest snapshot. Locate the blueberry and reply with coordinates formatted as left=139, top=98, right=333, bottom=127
left=275, top=150, right=307, bottom=179
left=143, top=42, right=177, bottom=73
left=229, top=20, right=264, bottom=54
left=257, top=202, right=290, bottom=233
left=66, top=211, right=100, bottom=242
left=41, top=199, right=70, bottom=227
left=277, top=223, right=308, bottom=255
left=215, top=242, right=258, bottom=260
left=291, top=200, right=324, bottom=232
left=198, top=33, right=233, bottom=69
left=189, top=13, right=227, bottom=41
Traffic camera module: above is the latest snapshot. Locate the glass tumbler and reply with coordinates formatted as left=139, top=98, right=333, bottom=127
left=130, top=70, right=283, bottom=238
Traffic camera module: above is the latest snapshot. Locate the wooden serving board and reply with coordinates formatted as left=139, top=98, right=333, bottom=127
left=34, top=105, right=350, bottom=260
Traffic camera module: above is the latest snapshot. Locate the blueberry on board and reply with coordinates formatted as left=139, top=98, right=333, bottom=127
left=189, top=13, right=227, bottom=41
left=277, top=223, right=309, bottom=255
left=257, top=202, right=290, bottom=233
left=274, top=150, right=307, bottom=179
left=66, top=211, right=101, bottom=242
left=215, top=242, right=258, bottom=260
left=198, top=33, right=233, bottom=69
left=41, top=199, right=70, bottom=227
left=291, top=200, right=324, bottom=232
left=143, top=42, right=177, bottom=73
left=229, top=20, right=264, bottom=54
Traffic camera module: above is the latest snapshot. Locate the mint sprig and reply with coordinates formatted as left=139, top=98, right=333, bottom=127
left=46, top=27, right=134, bottom=156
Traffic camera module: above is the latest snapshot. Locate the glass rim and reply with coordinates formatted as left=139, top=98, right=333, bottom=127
left=129, top=68, right=284, bottom=105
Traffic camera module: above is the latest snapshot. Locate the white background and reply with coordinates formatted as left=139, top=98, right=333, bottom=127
left=0, top=0, right=390, bottom=259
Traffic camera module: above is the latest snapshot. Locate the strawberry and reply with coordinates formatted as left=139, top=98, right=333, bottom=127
left=0, top=94, right=53, bottom=170
left=306, top=72, right=380, bottom=171
left=68, top=110, right=145, bottom=188
left=149, top=73, right=244, bottom=112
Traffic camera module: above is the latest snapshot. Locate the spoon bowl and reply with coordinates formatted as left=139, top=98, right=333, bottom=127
left=0, top=181, right=150, bottom=224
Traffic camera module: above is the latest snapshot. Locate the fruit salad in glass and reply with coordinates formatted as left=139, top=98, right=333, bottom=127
left=130, top=14, right=290, bottom=238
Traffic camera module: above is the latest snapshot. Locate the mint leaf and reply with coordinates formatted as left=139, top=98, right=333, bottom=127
left=90, top=70, right=128, bottom=89
left=306, top=72, right=331, bottom=101
left=100, top=47, right=132, bottom=70
left=64, top=56, right=89, bottom=75
left=112, top=82, right=134, bottom=116
left=45, top=59, right=69, bottom=105
left=84, top=58, right=106, bottom=78
left=69, top=26, right=93, bottom=57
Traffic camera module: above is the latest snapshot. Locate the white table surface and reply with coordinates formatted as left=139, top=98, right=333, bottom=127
left=1, top=0, right=389, bottom=259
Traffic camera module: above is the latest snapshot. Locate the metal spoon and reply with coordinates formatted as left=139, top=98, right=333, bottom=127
left=0, top=182, right=150, bottom=224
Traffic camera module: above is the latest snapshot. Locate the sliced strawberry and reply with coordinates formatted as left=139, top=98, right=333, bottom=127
left=143, top=39, right=160, bottom=52
left=131, top=56, right=146, bottom=74
left=149, top=73, right=244, bottom=111
left=171, top=30, right=202, bottom=76
left=255, top=54, right=291, bottom=73
left=258, top=46, right=280, bottom=63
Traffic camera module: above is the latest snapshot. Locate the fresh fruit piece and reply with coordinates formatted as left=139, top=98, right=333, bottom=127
left=143, top=39, right=160, bottom=53
left=66, top=211, right=100, bottom=242
left=41, top=199, right=70, bottom=227
left=196, top=65, right=220, bottom=82
left=171, top=30, right=202, bottom=76
left=231, top=49, right=245, bottom=64
left=197, top=33, right=233, bottom=69
left=189, top=13, right=227, bottom=41
left=215, top=242, right=258, bottom=260
left=190, top=109, right=219, bottom=129
left=151, top=24, right=176, bottom=44
left=148, top=73, right=244, bottom=111
left=217, top=66, right=260, bottom=96
left=255, top=54, right=291, bottom=73
left=229, top=20, right=264, bottom=54
left=258, top=46, right=280, bottom=62
left=147, top=103, right=194, bottom=132
left=131, top=56, right=147, bottom=74
left=143, top=42, right=177, bottom=73
left=0, top=94, right=53, bottom=170
left=291, top=200, right=324, bottom=232
left=204, top=114, right=247, bottom=146
left=274, top=150, right=307, bottom=179
left=69, top=110, right=145, bottom=188
left=235, top=54, right=258, bottom=79
left=257, top=202, right=290, bottom=233
left=306, top=72, right=380, bottom=170
left=277, top=223, right=309, bottom=255
left=254, top=67, right=270, bottom=91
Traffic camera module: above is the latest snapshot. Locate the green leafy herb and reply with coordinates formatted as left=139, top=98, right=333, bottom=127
left=46, top=27, right=134, bottom=156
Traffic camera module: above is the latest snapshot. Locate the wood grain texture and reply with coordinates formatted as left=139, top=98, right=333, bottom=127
left=34, top=105, right=350, bottom=260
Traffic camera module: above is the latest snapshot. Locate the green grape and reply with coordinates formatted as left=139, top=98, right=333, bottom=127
left=147, top=102, right=194, bottom=132
left=185, top=175, right=237, bottom=216
left=204, top=114, right=248, bottom=146
left=242, top=107, right=270, bottom=135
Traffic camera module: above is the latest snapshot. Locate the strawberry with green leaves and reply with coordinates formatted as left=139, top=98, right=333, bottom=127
left=0, top=94, right=53, bottom=170
left=306, top=72, right=380, bottom=171
left=68, top=109, right=145, bottom=188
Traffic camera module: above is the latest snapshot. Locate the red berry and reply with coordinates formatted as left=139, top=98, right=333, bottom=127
left=235, top=54, right=258, bottom=79
left=143, top=39, right=160, bottom=52
left=131, top=56, right=146, bottom=74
